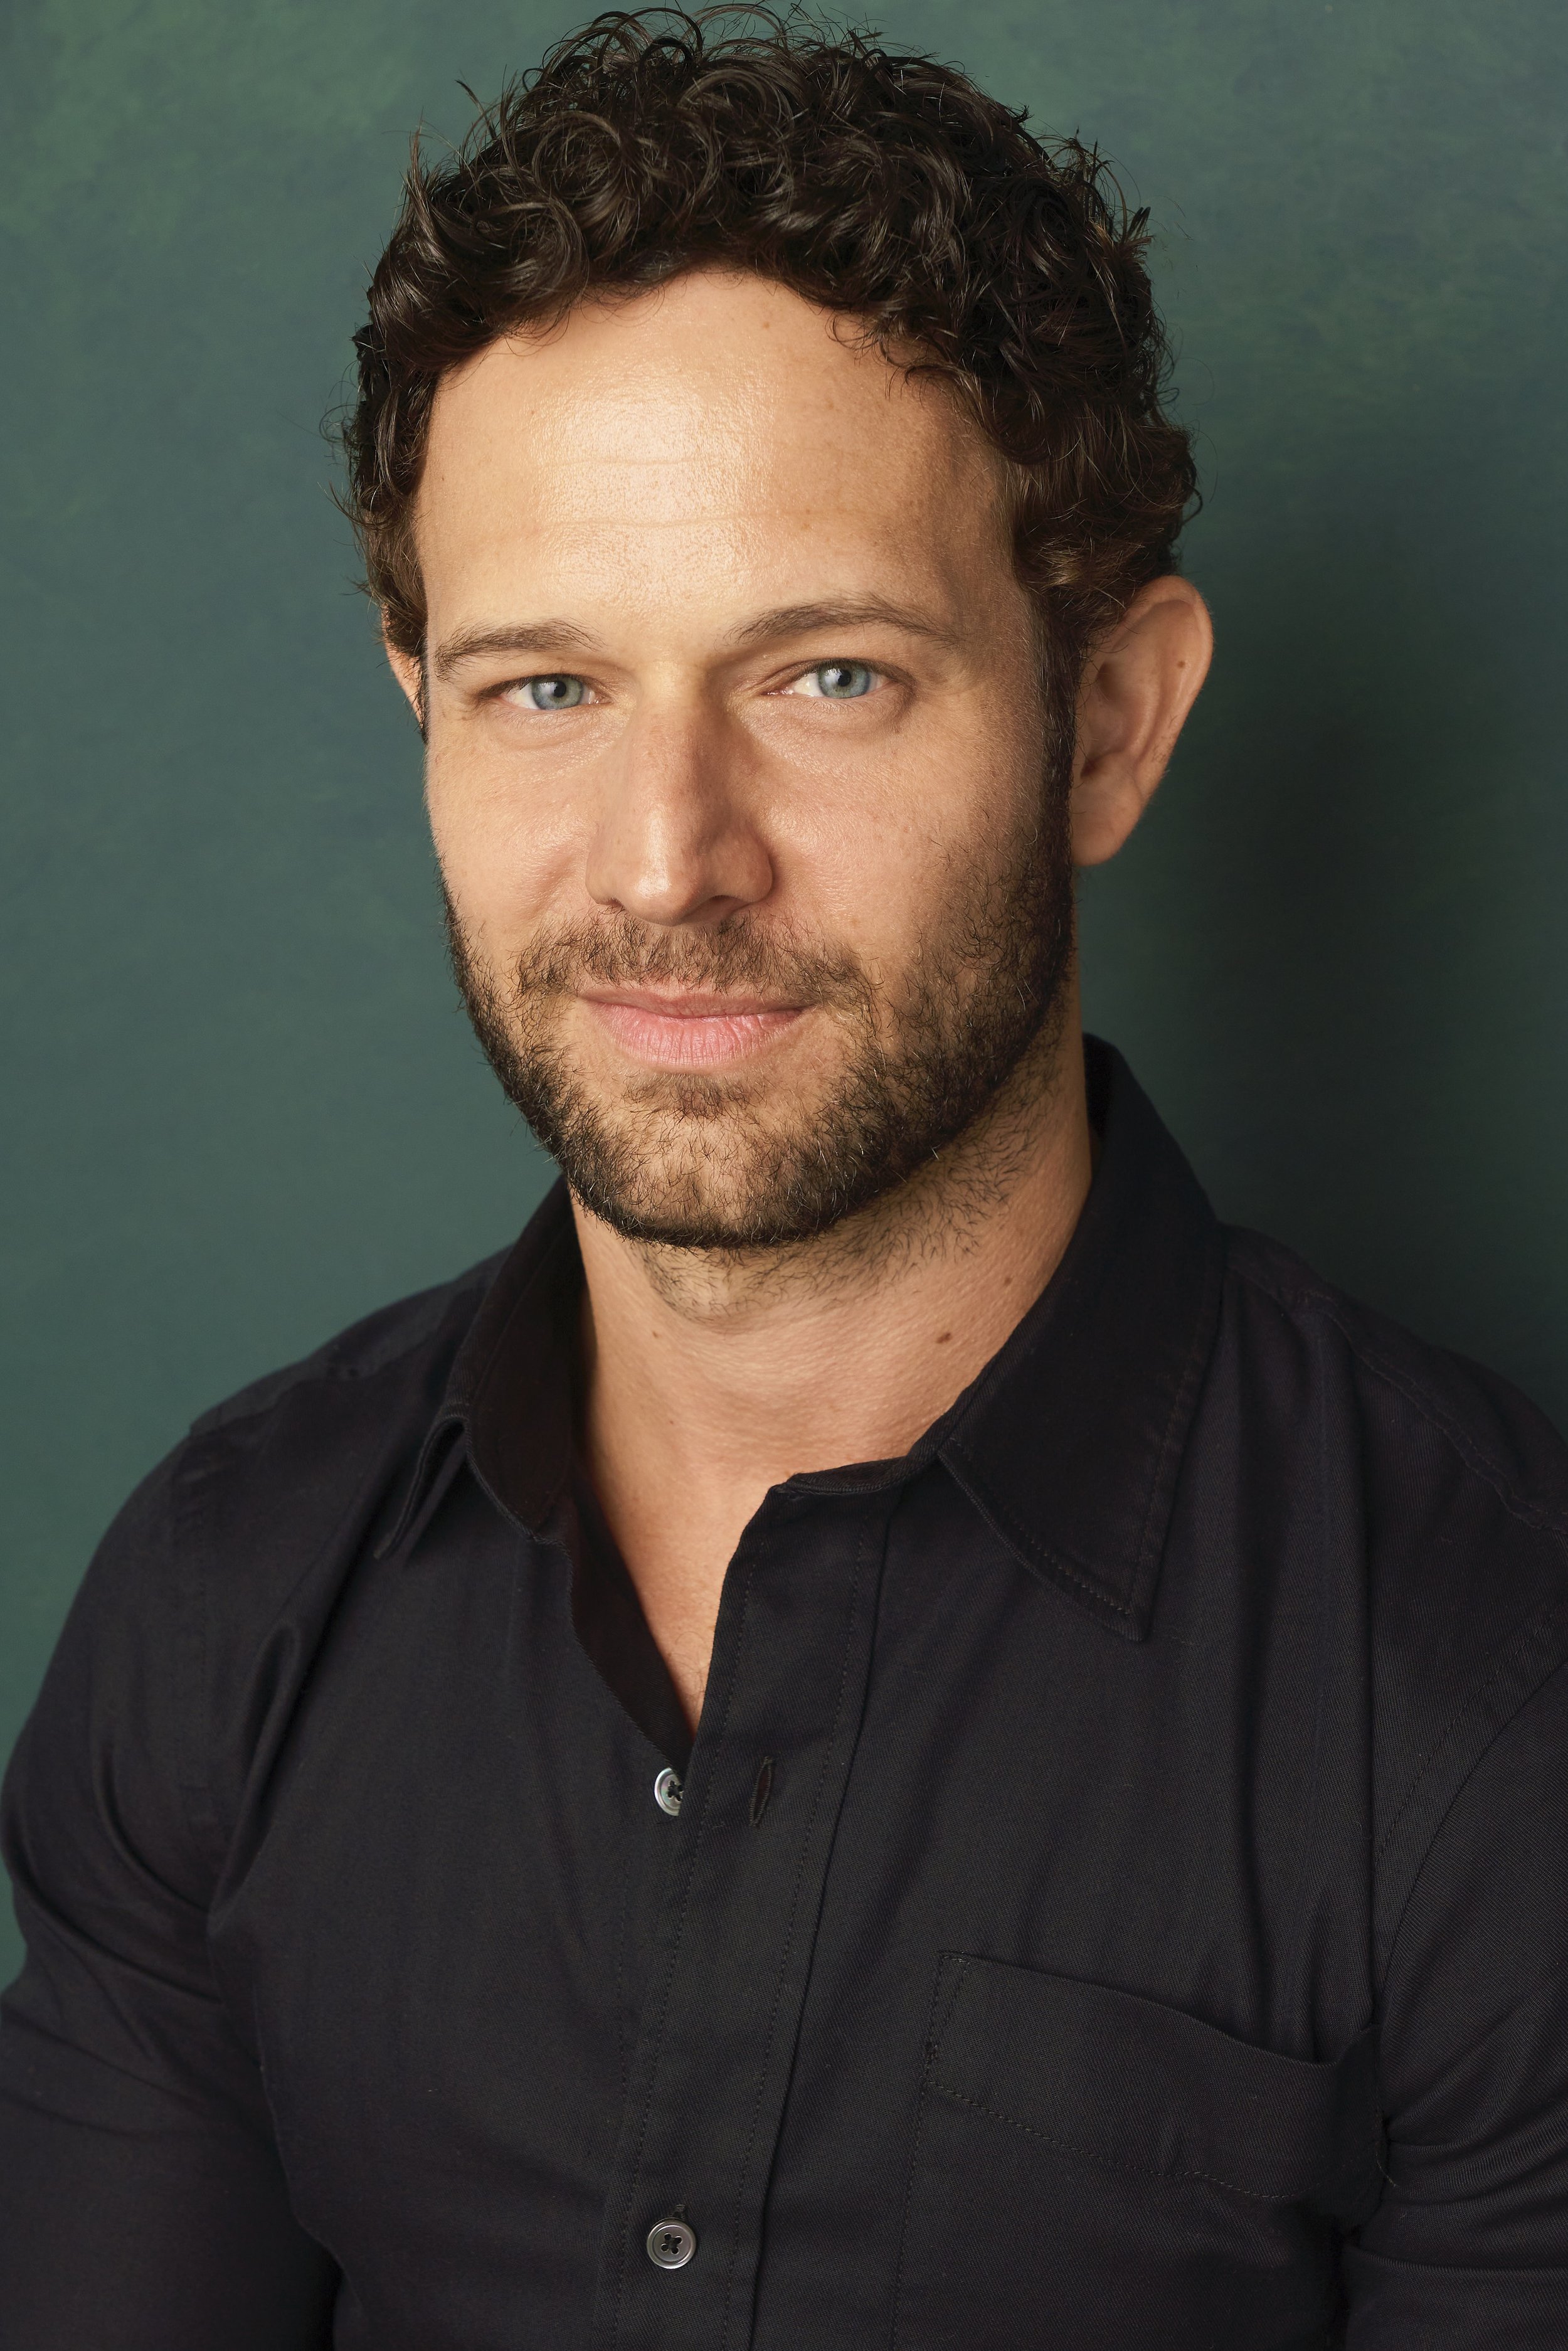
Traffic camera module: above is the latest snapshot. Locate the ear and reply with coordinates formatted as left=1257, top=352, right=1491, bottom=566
left=381, top=618, right=428, bottom=739
left=1069, top=577, right=1212, bottom=868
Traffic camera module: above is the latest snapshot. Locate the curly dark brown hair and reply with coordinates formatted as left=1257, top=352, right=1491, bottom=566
left=344, top=8, right=1196, bottom=679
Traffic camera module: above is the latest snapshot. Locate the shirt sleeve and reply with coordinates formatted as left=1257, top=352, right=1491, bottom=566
left=1345, top=1652, right=1568, bottom=2345
left=0, top=1454, right=339, bottom=2350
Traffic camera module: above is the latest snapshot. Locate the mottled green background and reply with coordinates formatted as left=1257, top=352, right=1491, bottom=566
left=3, top=0, right=1565, bottom=1978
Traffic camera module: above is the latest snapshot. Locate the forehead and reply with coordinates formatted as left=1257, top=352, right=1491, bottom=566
left=415, top=269, right=1008, bottom=623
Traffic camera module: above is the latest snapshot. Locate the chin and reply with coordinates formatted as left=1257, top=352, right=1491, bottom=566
left=561, top=1113, right=853, bottom=1252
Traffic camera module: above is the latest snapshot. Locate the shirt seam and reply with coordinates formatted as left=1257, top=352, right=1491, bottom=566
left=890, top=1955, right=971, bottom=2351
left=1385, top=1947, right=1568, bottom=2133
left=717, top=1509, right=877, bottom=2351
left=167, top=1405, right=430, bottom=1890
left=1376, top=1647, right=1568, bottom=1998
left=167, top=1446, right=223, bottom=1886
left=1131, top=1222, right=1226, bottom=1603
left=1229, top=1254, right=1568, bottom=1998
left=1229, top=1255, right=1568, bottom=1543
left=1374, top=1614, right=1568, bottom=1876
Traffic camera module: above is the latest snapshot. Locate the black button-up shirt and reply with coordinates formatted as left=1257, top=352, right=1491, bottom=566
left=5, top=1042, right=1568, bottom=2349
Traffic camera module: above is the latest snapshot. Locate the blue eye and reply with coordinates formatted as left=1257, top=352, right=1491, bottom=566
left=813, top=662, right=874, bottom=699
left=518, top=674, right=586, bottom=710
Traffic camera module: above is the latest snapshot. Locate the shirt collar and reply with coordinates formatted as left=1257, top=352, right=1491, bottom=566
left=932, top=1038, right=1226, bottom=1639
left=389, top=1038, right=1225, bottom=1642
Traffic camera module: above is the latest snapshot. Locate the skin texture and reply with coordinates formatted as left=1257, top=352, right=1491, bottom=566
left=389, top=268, right=1212, bottom=1726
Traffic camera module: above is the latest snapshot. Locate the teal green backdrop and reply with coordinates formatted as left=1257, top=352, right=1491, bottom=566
left=3, top=0, right=1565, bottom=1980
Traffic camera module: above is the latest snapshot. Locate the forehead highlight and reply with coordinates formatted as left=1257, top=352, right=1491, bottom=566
left=419, top=270, right=1000, bottom=529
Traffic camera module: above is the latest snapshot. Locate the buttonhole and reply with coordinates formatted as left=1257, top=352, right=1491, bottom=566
left=750, top=1756, right=775, bottom=1827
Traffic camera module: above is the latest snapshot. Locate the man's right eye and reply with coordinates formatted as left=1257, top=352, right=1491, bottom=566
left=506, top=675, right=588, bottom=711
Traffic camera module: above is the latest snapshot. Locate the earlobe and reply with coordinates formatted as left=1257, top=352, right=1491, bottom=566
left=1069, top=578, right=1212, bottom=869
left=1071, top=753, right=1158, bottom=871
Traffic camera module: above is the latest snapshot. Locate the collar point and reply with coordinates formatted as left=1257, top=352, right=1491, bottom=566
left=1032, top=1548, right=1156, bottom=1642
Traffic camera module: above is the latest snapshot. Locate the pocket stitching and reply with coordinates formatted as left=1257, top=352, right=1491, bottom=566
left=927, top=2074, right=1307, bottom=2206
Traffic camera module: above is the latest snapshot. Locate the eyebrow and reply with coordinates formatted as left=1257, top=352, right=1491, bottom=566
left=430, top=621, right=598, bottom=681
left=430, top=595, right=962, bottom=683
left=726, top=598, right=963, bottom=652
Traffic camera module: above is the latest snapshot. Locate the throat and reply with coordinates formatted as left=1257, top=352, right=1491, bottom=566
left=571, top=1021, right=1094, bottom=1722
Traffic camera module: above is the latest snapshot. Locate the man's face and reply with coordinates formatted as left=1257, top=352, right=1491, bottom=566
left=407, top=268, right=1074, bottom=1248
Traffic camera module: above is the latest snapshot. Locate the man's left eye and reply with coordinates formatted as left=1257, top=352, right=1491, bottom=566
left=785, top=662, right=879, bottom=700
left=506, top=674, right=588, bottom=711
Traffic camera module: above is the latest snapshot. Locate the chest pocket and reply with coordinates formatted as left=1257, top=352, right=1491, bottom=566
left=894, top=1955, right=1383, bottom=2351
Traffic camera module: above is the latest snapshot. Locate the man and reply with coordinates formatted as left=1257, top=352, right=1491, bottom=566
left=3, top=13, right=1567, bottom=2346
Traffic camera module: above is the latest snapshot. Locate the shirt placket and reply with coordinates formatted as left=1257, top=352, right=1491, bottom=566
left=590, top=1483, right=891, bottom=2351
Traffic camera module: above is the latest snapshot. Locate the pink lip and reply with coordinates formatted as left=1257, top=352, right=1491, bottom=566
left=580, top=987, right=805, bottom=1069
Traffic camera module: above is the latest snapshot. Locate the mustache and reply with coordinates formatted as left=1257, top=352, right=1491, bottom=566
left=469, top=907, right=873, bottom=1013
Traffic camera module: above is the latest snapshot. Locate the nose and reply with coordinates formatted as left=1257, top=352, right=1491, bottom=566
left=584, top=700, right=774, bottom=928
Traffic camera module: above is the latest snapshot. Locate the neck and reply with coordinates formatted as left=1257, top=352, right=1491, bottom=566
left=572, top=1002, right=1094, bottom=1726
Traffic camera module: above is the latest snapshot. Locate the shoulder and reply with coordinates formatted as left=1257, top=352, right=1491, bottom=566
left=190, top=1249, right=507, bottom=1441
left=55, top=1251, right=507, bottom=1709
left=1218, top=1226, right=1568, bottom=1939
left=176, top=1247, right=507, bottom=1528
left=1218, top=1224, right=1568, bottom=1632
left=1222, top=1225, right=1568, bottom=1537
left=6, top=1251, right=514, bottom=1892
left=1189, top=1234, right=1568, bottom=2226
left=134, top=1251, right=507, bottom=1610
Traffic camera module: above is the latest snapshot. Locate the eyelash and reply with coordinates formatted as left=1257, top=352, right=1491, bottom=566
left=492, top=661, right=891, bottom=712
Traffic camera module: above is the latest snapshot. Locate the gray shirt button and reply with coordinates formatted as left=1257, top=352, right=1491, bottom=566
left=654, top=1767, right=682, bottom=1816
left=647, top=2217, right=697, bottom=2269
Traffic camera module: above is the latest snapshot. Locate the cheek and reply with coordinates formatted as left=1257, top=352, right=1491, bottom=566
left=788, top=736, right=1035, bottom=966
left=425, top=753, right=589, bottom=941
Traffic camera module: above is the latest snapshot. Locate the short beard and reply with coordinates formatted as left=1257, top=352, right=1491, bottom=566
left=447, top=782, right=1076, bottom=1255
